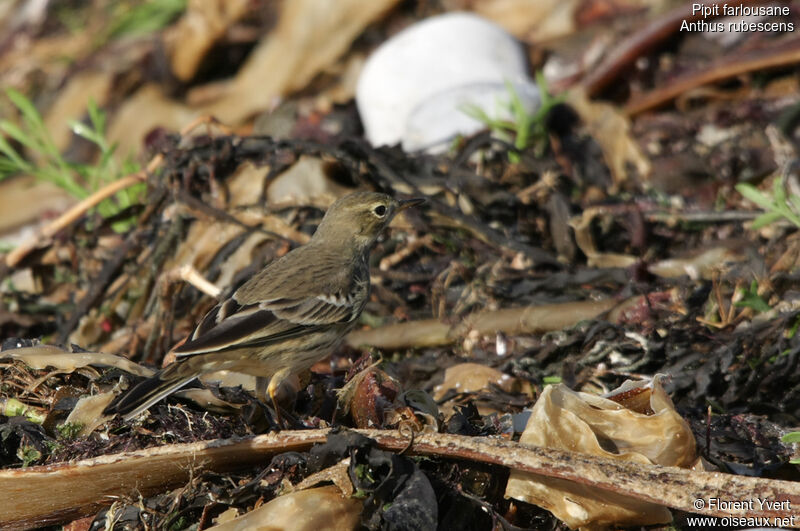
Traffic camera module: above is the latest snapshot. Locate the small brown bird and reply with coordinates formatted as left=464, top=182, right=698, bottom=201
left=104, top=192, right=424, bottom=421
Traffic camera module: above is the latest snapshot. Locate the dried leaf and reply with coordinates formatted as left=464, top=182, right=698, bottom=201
left=433, top=362, right=520, bottom=416
left=0, top=345, right=153, bottom=378
left=207, top=485, right=362, bottom=531
left=202, top=0, right=401, bottom=124
left=566, top=88, right=651, bottom=187
left=505, top=375, right=695, bottom=528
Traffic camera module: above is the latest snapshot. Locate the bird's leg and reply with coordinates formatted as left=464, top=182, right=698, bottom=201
left=267, top=369, right=292, bottom=429
left=254, top=375, right=282, bottom=427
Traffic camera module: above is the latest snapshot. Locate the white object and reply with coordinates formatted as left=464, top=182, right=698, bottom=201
left=357, top=12, right=539, bottom=152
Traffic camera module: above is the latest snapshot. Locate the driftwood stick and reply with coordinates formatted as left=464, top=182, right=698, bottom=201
left=346, top=299, right=618, bottom=350
left=1, top=429, right=799, bottom=529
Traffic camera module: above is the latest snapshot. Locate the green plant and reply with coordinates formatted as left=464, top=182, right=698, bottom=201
left=1, top=398, right=46, bottom=424
left=0, top=89, right=88, bottom=198
left=56, top=421, right=83, bottom=440
left=787, top=315, right=800, bottom=339
left=736, top=179, right=800, bottom=229
left=57, top=0, right=186, bottom=47
left=460, top=73, right=566, bottom=162
left=106, top=0, right=186, bottom=39
left=168, top=515, right=190, bottom=531
left=734, top=280, right=771, bottom=313
left=17, top=445, right=42, bottom=467
left=782, top=432, right=800, bottom=443
left=0, top=89, right=143, bottom=232
left=44, top=440, right=63, bottom=454
left=781, top=431, right=800, bottom=464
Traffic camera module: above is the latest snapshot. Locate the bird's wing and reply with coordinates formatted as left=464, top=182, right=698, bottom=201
left=174, top=301, right=306, bottom=356
left=174, top=261, right=367, bottom=357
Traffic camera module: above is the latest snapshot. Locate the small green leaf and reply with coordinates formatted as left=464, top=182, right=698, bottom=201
left=460, top=102, right=492, bottom=124
left=772, top=177, right=787, bottom=204
left=87, top=98, right=106, bottom=135
left=734, top=280, right=771, bottom=313
left=0, top=135, right=32, bottom=172
left=56, top=421, right=83, bottom=440
left=736, top=183, right=774, bottom=210
left=108, top=0, right=186, bottom=39
left=782, top=431, right=800, bottom=444
left=69, top=120, right=104, bottom=145
left=5, top=89, right=44, bottom=128
left=0, top=121, right=37, bottom=151
left=17, top=445, right=42, bottom=467
left=751, top=211, right=784, bottom=229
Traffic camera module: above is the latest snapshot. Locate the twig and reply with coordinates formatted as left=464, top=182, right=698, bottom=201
left=164, top=264, right=222, bottom=298
left=56, top=231, right=142, bottom=345
left=580, top=0, right=772, bottom=97
left=379, top=234, right=433, bottom=271
left=428, top=202, right=559, bottom=266
left=178, top=115, right=234, bottom=137
left=346, top=299, right=618, bottom=350
left=4, top=162, right=156, bottom=268
left=2, top=429, right=799, bottom=528
left=626, top=36, right=800, bottom=115
left=174, top=189, right=297, bottom=244
left=643, top=210, right=759, bottom=224
left=1, top=114, right=231, bottom=269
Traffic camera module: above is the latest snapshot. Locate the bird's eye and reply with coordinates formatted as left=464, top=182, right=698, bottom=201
left=373, top=205, right=387, bottom=217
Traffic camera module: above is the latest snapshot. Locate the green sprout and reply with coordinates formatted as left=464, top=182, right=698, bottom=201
left=57, top=0, right=186, bottom=48
left=17, top=445, right=42, bottom=467
left=736, top=178, right=800, bottom=230
left=56, top=421, right=83, bottom=440
left=107, top=0, right=187, bottom=40
left=781, top=432, right=800, bottom=464
left=0, top=89, right=143, bottom=233
left=461, top=73, right=565, bottom=162
left=734, top=280, right=771, bottom=313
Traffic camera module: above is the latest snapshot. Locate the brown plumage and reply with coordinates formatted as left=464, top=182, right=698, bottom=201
left=104, top=192, right=424, bottom=421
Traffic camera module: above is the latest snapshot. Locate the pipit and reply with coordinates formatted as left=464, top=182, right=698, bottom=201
left=104, top=192, right=424, bottom=421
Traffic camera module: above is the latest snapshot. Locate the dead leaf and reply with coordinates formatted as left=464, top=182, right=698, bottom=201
left=207, top=485, right=362, bottom=531
left=64, top=393, right=117, bottom=437
left=165, top=0, right=251, bottom=81
left=0, top=345, right=153, bottom=378
left=433, top=362, right=520, bottom=416
left=569, top=206, right=638, bottom=268
left=567, top=88, right=651, bottom=187
left=648, top=245, right=746, bottom=280
left=267, top=156, right=350, bottom=206
left=201, top=0, right=402, bottom=124
left=472, top=0, right=580, bottom=42
left=505, top=375, right=695, bottom=528
left=107, top=84, right=199, bottom=161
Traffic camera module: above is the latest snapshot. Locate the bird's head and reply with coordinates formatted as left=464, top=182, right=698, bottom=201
left=313, top=192, right=424, bottom=250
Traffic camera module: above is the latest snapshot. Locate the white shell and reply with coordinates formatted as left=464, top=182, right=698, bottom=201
left=356, top=12, right=540, bottom=152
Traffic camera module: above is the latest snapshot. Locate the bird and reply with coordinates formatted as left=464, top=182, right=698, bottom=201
left=104, top=191, right=424, bottom=422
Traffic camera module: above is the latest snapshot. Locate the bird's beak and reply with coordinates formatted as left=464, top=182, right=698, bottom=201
left=397, top=197, right=426, bottom=212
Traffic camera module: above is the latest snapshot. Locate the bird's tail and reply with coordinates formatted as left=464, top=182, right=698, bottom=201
left=103, top=363, right=197, bottom=421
